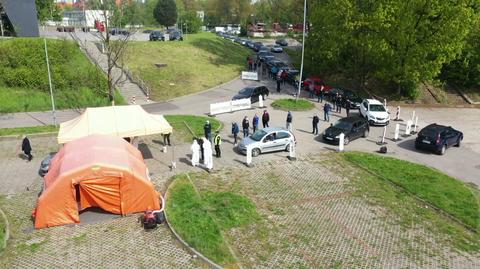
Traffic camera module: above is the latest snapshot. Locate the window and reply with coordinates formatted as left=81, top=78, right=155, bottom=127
left=276, top=132, right=290, bottom=140
left=263, top=133, right=276, bottom=142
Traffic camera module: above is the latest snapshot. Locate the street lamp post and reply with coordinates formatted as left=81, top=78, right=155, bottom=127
left=44, top=38, right=57, bottom=126
left=296, top=0, right=307, bottom=101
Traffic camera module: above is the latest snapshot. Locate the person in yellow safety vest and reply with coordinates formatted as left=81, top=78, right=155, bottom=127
left=213, top=132, right=222, bottom=158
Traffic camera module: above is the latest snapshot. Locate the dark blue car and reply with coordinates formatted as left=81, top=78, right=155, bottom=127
left=415, top=124, right=463, bottom=155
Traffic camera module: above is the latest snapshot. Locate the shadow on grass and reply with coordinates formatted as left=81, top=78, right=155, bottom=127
left=189, top=38, right=249, bottom=67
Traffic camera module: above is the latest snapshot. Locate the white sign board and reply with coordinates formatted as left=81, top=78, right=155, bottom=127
left=231, top=98, right=251, bottom=112
left=209, top=98, right=251, bottom=115
left=241, top=71, right=259, bottom=81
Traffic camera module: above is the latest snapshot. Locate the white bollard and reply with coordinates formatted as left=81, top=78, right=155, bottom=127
left=381, top=125, right=387, bottom=144
left=246, top=144, right=253, bottom=167
left=394, top=123, right=400, bottom=141
left=414, top=116, right=419, bottom=133
left=338, top=133, right=345, bottom=152
left=163, top=146, right=167, bottom=153
left=395, top=106, right=401, bottom=121
left=405, top=120, right=412, bottom=135
left=288, top=142, right=296, bottom=161
left=259, top=95, right=264, bottom=108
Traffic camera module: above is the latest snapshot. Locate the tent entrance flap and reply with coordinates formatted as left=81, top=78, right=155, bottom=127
left=79, top=177, right=122, bottom=214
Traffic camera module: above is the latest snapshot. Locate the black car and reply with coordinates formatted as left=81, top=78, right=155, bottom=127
left=323, top=116, right=369, bottom=145
left=266, top=60, right=290, bottom=71
left=232, top=86, right=269, bottom=103
left=342, top=89, right=363, bottom=109
left=285, top=69, right=301, bottom=86
left=149, top=31, right=165, bottom=41
left=38, top=152, right=56, bottom=177
left=253, top=42, right=263, bottom=52
left=245, top=40, right=254, bottom=48
left=169, top=31, right=183, bottom=41
left=110, top=28, right=129, bottom=36
left=257, top=51, right=275, bottom=62
left=415, top=124, right=463, bottom=155
left=276, top=39, right=288, bottom=46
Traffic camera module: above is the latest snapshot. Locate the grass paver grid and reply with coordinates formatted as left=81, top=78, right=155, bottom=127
left=191, top=155, right=479, bottom=268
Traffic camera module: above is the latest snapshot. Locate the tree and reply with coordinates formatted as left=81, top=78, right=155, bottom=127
left=179, top=11, right=202, bottom=34
left=35, top=0, right=61, bottom=22
left=154, top=0, right=178, bottom=29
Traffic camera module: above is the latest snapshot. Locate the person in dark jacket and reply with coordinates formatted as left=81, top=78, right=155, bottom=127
left=22, top=135, right=32, bottom=161
left=276, top=77, right=281, bottom=93
left=345, top=98, right=350, bottom=117
left=204, top=120, right=212, bottom=142
left=324, top=103, right=332, bottom=122
left=262, top=110, right=270, bottom=128
left=242, top=116, right=250, bottom=137
left=162, top=132, right=171, bottom=146
left=312, top=114, right=320, bottom=134
left=213, top=132, right=222, bottom=158
left=252, top=114, right=259, bottom=133
left=232, top=122, right=240, bottom=146
left=336, top=95, right=342, bottom=113
left=286, top=111, right=293, bottom=131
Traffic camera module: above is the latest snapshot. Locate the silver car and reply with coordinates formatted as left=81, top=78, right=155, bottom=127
left=238, top=127, right=296, bottom=157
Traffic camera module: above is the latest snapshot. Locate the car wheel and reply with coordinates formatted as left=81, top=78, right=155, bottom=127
left=363, top=129, right=369, bottom=138
left=368, top=120, right=374, bottom=126
left=285, top=144, right=291, bottom=152
left=252, top=148, right=260, bottom=157
left=455, top=137, right=462, bottom=147
left=438, top=145, right=447, bottom=155
left=262, top=94, right=267, bottom=100
left=343, top=136, right=350, bottom=145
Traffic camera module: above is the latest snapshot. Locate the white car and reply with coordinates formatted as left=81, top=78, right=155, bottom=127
left=359, top=99, right=390, bottom=125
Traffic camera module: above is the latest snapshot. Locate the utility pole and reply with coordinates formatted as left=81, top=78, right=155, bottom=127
left=296, top=0, right=307, bottom=102
left=44, top=38, right=57, bottom=126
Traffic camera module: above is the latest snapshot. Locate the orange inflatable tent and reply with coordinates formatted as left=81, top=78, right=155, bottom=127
left=34, top=134, right=161, bottom=229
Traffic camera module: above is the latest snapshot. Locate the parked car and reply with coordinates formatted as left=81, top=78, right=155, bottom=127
left=110, top=28, right=129, bottom=35
left=285, top=69, right=301, bottom=86
left=245, top=40, right=254, bottom=48
left=238, top=127, right=296, bottom=157
left=143, top=29, right=153, bottom=33
left=169, top=31, right=183, bottom=41
left=303, top=76, right=331, bottom=94
left=149, top=31, right=165, bottom=41
left=415, top=124, right=463, bottom=155
left=276, top=39, right=288, bottom=46
left=38, top=152, right=56, bottom=177
left=322, top=116, right=369, bottom=145
left=232, top=86, right=269, bottom=103
left=257, top=51, right=275, bottom=62
left=359, top=99, right=390, bottom=125
left=271, top=45, right=283, bottom=53
left=266, top=60, right=290, bottom=71
left=253, top=42, right=264, bottom=52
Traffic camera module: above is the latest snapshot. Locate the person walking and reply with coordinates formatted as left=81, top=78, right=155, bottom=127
left=204, top=120, right=212, bottom=142
left=312, top=114, right=320, bottom=135
left=286, top=111, right=293, bottom=131
left=242, top=116, right=250, bottom=137
left=262, top=110, right=270, bottom=128
left=324, top=103, right=332, bottom=122
left=213, top=132, right=222, bottom=158
left=162, top=132, right=171, bottom=146
left=21, top=135, right=32, bottom=161
left=190, top=139, right=200, bottom=167
left=231, top=122, right=240, bottom=146
left=252, top=114, right=259, bottom=133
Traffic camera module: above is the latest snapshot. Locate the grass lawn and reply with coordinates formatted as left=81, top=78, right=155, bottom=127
left=0, top=38, right=124, bottom=113
left=166, top=174, right=259, bottom=266
left=271, top=98, right=315, bottom=111
left=341, top=152, right=480, bottom=230
left=124, top=32, right=251, bottom=101
left=164, top=115, right=222, bottom=142
left=0, top=209, right=5, bottom=251
left=0, top=125, right=58, bottom=136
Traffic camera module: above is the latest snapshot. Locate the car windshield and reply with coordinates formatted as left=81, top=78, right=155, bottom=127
left=239, top=87, right=254, bottom=95
left=420, top=129, right=438, bottom=138
left=369, top=104, right=386, bottom=112
left=333, top=120, right=353, bottom=131
left=250, top=130, right=267, bottom=141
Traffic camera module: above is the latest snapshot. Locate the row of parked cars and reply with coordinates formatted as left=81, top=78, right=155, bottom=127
left=147, top=29, right=184, bottom=41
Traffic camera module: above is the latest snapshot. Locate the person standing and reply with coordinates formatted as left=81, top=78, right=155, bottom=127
left=162, top=132, right=171, bottom=146
left=286, top=111, right=293, bottom=131
left=242, top=116, right=250, bottom=137
left=231, top=122, right=240, bottom=146
left=248, top=57, right=253, bottom=71
left=262, top=110, right=270, bottom=128
left=281, top=70, right=288, bottom=85
left=190, top=139, right=200, bottom=167
left=336, top=95, right=342, bottom=113
left=21, top=135, right=32, bottom=161
left=312, top=114, right=320, bottom=135
left=252, top=114, right=259, bottom=133
left=276, top=77, right=281, bottom=93
left=309, top=82, right=314, bottom=99
left=345, top=98, right=350, bottom=117
left=318, top=85, right=324, bottom=103
left=332, top=94, right=337, bottom=110
left=204, top=120, right=212, bottom=142
left=203, top=138, right=213, bottom=171
left=197, top=138, right=205, bottom=162
left=324, top=103, right=332, bottom=122
left=213, top=132, right=222, bottom=158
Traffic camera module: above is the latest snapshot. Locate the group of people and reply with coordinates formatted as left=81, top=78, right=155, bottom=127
left=190, top=120, right=224, bottom=172
left=231, top=110, right=271, bottom=145
left=247, top=56, right=261, bottom=71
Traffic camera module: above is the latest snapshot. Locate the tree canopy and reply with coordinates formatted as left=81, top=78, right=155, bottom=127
left=35, top=0, right=61, bottom=22
left=154, top=0, right=178, bottom=28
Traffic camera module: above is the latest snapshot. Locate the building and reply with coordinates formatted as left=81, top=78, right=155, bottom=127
left=0, top=0, right=39, bottom=37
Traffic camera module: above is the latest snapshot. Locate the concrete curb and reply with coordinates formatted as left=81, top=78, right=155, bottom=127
left=0, top=132, right=57, bottom=141
left=164, top=182, right=223, bottom=269
left=0, top=207, right=10, bottom=250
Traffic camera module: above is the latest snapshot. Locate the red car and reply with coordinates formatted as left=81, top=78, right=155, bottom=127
left=303, top=76, right=332, bottom=94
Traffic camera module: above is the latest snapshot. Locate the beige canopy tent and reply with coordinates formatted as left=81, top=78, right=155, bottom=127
left=58, top=105, right=172, bottom=144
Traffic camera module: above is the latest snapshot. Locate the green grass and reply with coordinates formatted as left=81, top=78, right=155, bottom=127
left=342, top=152, right=480, bottom=229
left=166, top=174, right=259, bottom=265
left=124, top=32, right=251, bottom=101
left=0, top=38, right=125, bottom=113
left=0, top=210, right=5, bottom=251
left=271, top=98, right=315, bottom=111
left=164, top=115, right=222, bottom=142
left=0, top=125, right=58, bottom=136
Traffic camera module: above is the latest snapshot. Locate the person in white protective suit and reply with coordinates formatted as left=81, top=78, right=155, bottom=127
left=190, top=139, right=200, bottom=167
left=203, top=138, right=214, bottom=171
